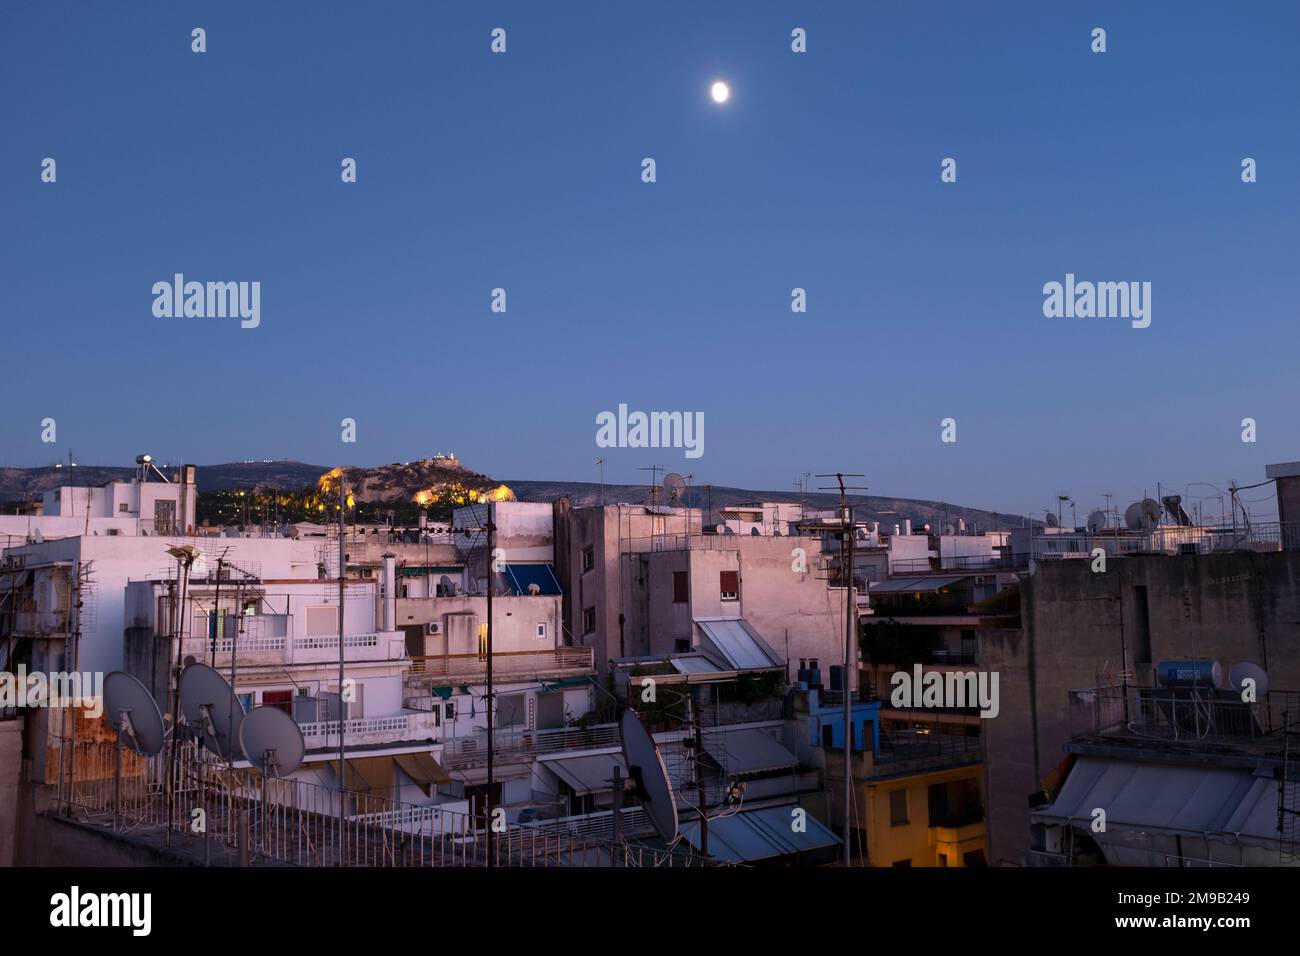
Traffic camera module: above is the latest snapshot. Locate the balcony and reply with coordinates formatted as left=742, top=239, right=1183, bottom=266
left=438, top=722, right=620, bottom=770
left=183, top=631, right=407, bottom=666
left=297, top=711, right=441, bottom=749
left=405, top=646, right=594, bottom=687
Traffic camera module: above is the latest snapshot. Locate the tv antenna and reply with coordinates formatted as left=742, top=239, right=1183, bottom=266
left=816, top=472, right=866, bottom=867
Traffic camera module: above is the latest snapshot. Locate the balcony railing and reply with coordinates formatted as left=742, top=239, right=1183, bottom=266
left=1071, top=684, right=1300, bottom=752
left=437, top=722, right=620, bottom=769
left=298, top=711, right=441, bottom=749
left=183, top=631, right=406, bottom=666
left=406, top=647, right=594, bottom=685
left=889, top=554, right=1022, bottom=574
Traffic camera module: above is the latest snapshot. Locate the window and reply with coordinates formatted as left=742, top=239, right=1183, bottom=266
left=263, top=690, right=293, bottom=715
left=430, top=704, right=441, bottom=727
left=582, top=606, right=596, bottom=635
left=938, top=853, right=948, bottom=867
left=444, top=702, right=456, bottom=722
left=535, top=622, right=548, bottom=641
left=891, top=859, right=912, bottom=867
left=118, top=502, right=129, bottom=513
left=720, top=570, right=739, bottom=601
left=675, top=639, right=691, bottom=653
left=672, top=571, right=688, bottom=604
left=581, top=547, right=595, bottom=573
left=889, top=789, right=909, bottom=826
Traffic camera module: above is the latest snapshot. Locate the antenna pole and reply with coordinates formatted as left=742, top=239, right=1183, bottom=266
left=337, top=473, right=346, bottom=866
left=817, top=471, right=865, bottom=865
left=486, top=499, right=497, bottom=866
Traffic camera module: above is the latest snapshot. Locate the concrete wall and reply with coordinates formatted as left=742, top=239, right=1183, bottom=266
left=0, top=718, right=23, bottom=867
left=394, top=594, right=561, bottom=655
left=981, top=551, right=1300, bottom=865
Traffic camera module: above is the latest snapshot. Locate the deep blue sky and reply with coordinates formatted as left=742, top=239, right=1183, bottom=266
left=3, top=2, right=1297, bottom=520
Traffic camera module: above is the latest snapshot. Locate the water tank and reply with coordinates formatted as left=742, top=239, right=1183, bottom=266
left=1156, top=660, right=1223, bottom=688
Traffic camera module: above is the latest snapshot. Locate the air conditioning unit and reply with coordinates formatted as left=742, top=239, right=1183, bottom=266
left=974, top=576, right=987, bottom=586
left=425, top=621, right=441, bottom=635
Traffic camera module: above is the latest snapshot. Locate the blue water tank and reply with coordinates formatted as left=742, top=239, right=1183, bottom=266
left=1156, top=659, right=1223, bottom=688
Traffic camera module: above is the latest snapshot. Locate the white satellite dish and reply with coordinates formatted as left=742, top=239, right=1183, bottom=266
left=1044, top=513, right=1059, bottom=528
left=179, top=663, right=246, bottom=761
left=1086, top=510, right=1107, bottom=534
left=239, top=705, right=305, bottom=776
left=1124, top=499, right=1161, bottom=532
left=103, top=671, right=165, bottom=756
left=620, top=708, right=678, bottom=843
left=1228, top=662, right=1269, bottom=700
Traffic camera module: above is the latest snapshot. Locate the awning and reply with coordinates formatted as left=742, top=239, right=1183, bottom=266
left=503, top=563, right=563, bottom=597
left=428, top=686, right=453, bottom=700
left=694, top=618, right=783, bottom=671
left=869, top=575, right=965, bottom=594
left=1038, top=757, right=1279, bottom=847
left=681, top=804, right=839, bottom=863
left=343, top=756, right=396, bottom=794
left=670, top=655, right=723, bottom=675
left=703, top=728, right=798, bottom=775
left=394, top=752, right=451, bottom=795
left=540, top=751, right=626, bottom=796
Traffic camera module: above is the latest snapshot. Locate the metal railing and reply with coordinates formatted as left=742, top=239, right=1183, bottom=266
left=1030, top=521, right=1300, bottom=561
left=53, top=738, right=695, bottom=868
left=435, top=722, right=621, bottom=769
left=1074, top=684, right=1300, bottom=750
left=406, top=647, right=594, bottom=684
left=889, top=554, right=1022, bottom=574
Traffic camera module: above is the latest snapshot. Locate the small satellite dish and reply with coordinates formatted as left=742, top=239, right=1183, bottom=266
left=620, top=708, right=678, bottom=843
left=721, top=525, right=735, bottom=535
left=1228, top=662, right=1269, bottom=700
left=1044, top=513, right=1059, bottom=528
left=1086, top=510, right=1107, bottom=534
left=239, top=705, right=305, bottom=776
left=663, top=473, right=687, bottom=505
left=103, top=671, right=165, bottom=756
left=179, top=663, right=246, bottom=761
left=944, top=524, right=956, bottom=536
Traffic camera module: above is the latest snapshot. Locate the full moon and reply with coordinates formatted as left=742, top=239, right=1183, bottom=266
left=710, top=81, right=730, bottom=104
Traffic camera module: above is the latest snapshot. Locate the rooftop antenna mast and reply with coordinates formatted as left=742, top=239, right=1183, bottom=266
left=595, top=458, right=605, bottom=508
left=817, top=472, right=866, bottom=867
left=336, top=470, right=347, bottom=865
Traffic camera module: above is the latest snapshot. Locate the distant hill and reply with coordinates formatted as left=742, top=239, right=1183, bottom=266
left=0, top=460, right=1028, bottom=530
left=505, top=480, right=1026, bottom=532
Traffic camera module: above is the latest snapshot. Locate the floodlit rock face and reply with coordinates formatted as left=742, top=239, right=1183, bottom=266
left=317, top=457, right=514, bottom=507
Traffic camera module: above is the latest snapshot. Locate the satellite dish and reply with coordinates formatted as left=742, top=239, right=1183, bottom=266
left=103, top=671, right=165, bottom=756
left=721, top=525, right=735, bottom=535
left=1124, top=499, right=1161, bottom=532
left=1086, top=510, right=1107, bottom=534
left=620, top=708, right=678, bottom=843
left=179, top=663, right=246, bottom=761
left=1228, top=662, right=1269, bottom=700
left=1044, top=513, right=1059, bottom=528
left=239, top=705, right=305, bottom=776
left=663, top=473, right=687, bottom=505
left=944, top=524, right=956, bottom=536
